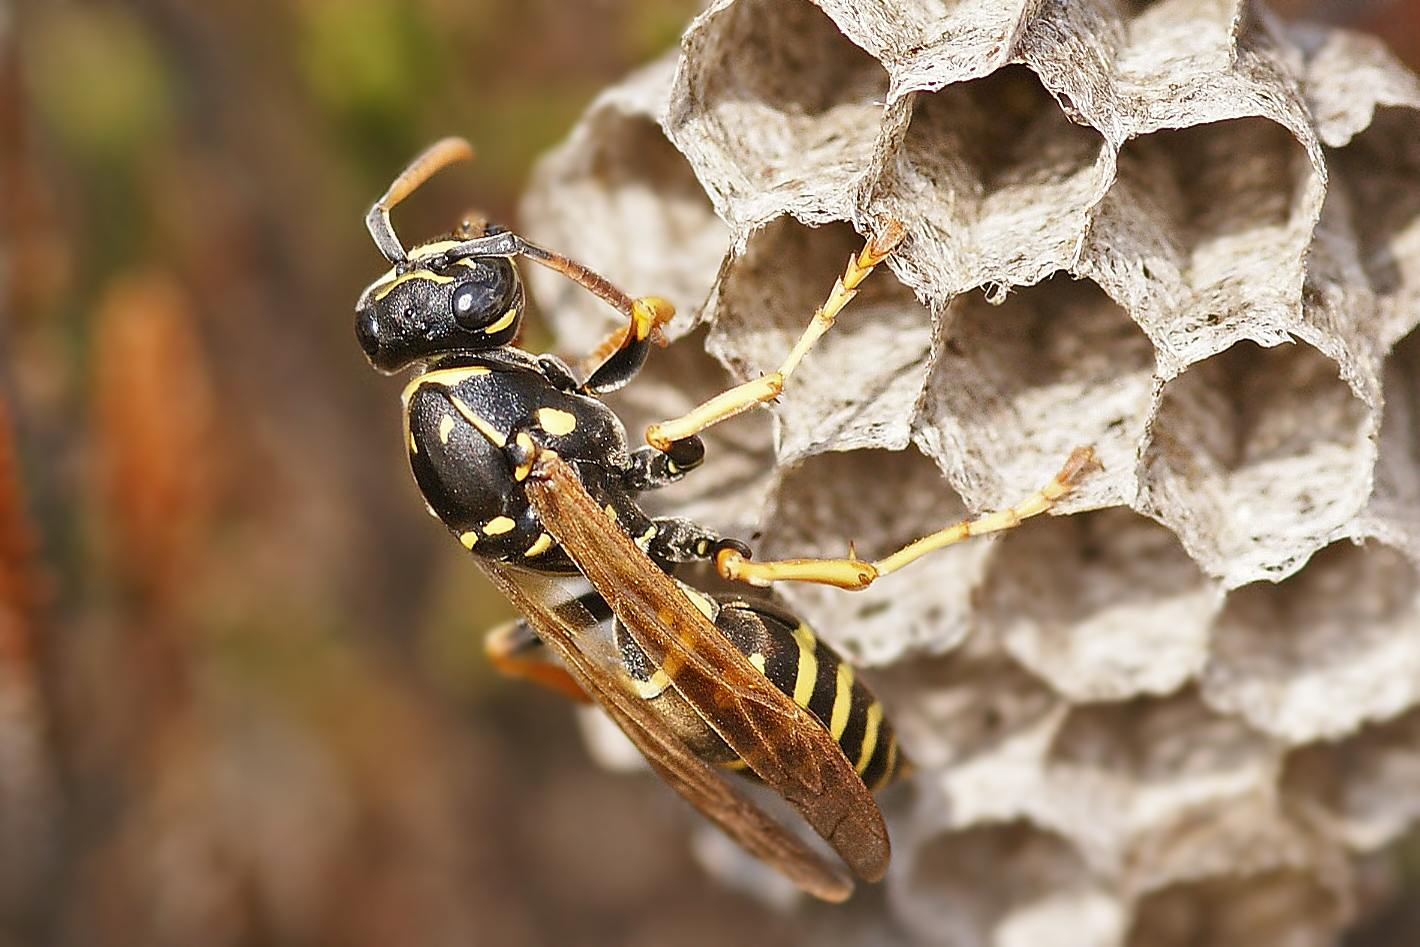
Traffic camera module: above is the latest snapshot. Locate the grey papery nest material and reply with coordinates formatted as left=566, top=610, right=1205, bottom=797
left=520, top=0, right=1420, bottom=943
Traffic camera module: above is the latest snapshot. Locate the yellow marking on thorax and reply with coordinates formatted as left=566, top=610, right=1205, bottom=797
left=535, top=406, right=577, bottom=436
left=524, top=532, right=554, bottom=558
left=512, top=432, right=536, bottom=481
left=459, top=531, right=478, bottom=550
left=450, top=396, right=505, bottom=448
left=438, top=414, right=456, bottom=444
left=483, top=307, right=518, bottom=336
left=856, top=702, right=883, bottom=775
left=829, top=662, right=854, bottom=739
left=401, top=365, right=492, bottom=408
left=748, top=652, right=767, bottom=673
left=483, top=516, right=515, bottom=535
left=790, top=624, right=818, bottom=708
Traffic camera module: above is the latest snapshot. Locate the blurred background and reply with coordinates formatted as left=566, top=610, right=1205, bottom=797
left=0, top=1, right=1416, bottom=945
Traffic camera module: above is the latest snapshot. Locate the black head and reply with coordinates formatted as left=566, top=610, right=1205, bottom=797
left=358, top=138, right=530, bottom=372
left=355, top=239, right=525, bottom=372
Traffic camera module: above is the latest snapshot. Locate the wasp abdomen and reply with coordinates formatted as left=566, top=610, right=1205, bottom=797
left=617, top=589, right=906, bottom=793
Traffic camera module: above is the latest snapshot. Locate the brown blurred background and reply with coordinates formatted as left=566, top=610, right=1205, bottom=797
left=0, top=1, right=1416, bottom=946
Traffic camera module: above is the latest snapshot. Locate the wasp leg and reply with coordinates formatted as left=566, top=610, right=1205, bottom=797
left=623, top=436, right=705, bottom=491
left=486, top=620, right=591, bottom=704
left=580, top=296, right=676, bottom=394
left=716, top=447, right=1099, bottom=590
left=499, top=236, right=676, bottom=395
left=646, top=521, right=748, bottom=569
left=645, top=221, right=906, bottom=452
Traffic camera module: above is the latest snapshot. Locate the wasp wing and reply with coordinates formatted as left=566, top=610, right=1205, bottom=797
left=522, top=451, right=890, bottom=884
left=480, top=559, right=854, bottom=902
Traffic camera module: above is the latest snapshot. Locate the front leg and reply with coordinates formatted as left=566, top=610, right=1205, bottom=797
left=645, top=221, right=905, bottom=450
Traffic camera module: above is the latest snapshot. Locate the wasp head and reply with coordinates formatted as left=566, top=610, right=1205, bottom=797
left=355, top=238, right=525, bottom=372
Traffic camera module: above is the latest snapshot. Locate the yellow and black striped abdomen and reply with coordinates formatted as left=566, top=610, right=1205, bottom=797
left=709, top=596, right=907, bottom=793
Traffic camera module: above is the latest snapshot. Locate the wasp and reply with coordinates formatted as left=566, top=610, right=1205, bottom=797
left=355, top=138, right=1095, bottom=901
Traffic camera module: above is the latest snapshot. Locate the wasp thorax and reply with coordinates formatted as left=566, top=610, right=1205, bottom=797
left=355, top=248, right=525, bottom=373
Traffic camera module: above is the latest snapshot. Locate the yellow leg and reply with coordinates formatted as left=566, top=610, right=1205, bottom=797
left=582, top=296, right=675, bottom=366
left=644, top=220, right=906, bottom=451
left=485, top=623, right=592, bottom=704
left=716, top=446, right=1099, bottom=590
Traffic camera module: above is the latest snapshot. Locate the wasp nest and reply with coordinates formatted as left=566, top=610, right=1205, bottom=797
left=520, top=0, right=1420, bottom=942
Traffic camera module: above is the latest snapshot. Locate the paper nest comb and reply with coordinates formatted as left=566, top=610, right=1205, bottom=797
left=519, top=0, right=1420, bottom=942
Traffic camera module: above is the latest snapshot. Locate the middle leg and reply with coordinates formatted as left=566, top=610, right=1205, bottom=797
left=714, top=447, right=1099, bottom=590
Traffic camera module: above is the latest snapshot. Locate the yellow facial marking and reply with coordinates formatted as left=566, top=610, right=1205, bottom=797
left=438, top=414, right=456, bottom=444
left=408, top=430, right=418, bottom=454
left=372, top=268, right=455, bottom=302
left=535, top=407, right=577, bottom=436
left=604, top=504, right=617, bottom=522
left=459, top=531, right=479, bottom=550
left=483, top=516, right=516, bottom=535
left=524, top=532, right=554, bottom=558
left=482, top=307, right=518, bottom=336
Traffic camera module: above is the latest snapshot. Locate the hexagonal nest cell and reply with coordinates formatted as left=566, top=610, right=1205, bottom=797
left=520, top=0, right=1420, bottom=941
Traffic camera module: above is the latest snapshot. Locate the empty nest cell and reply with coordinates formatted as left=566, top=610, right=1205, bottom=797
left=978, top=506, right=1218, bottom=702
left=1125, top=869, right=1347, bottom=947
left=708, top=216, right=932, bottom=463
left=1041, top=691, right=1290, bottom=889
left=1327, top=105, right=1420, bottom=346
left=1283, top=706, right=1420, bottom=853
left=1368, top=325, right=1420, bottom=547
left=523, top=87, right=728, bottom=354
left=756, top=445, right=986, bottom=664
left=895, top=822, right=1119, bottom=947
left=1089, top=117, right=1320, bottom=372
left=874, top=635, right=1061, bottom=773
left=874, top=67, right=1110, bottom=299
left=1141, top=336, right=1374, bottom=585
left=668, top=0, right=890, bottom=227
left=914, top=274, right=1150, bottom=512
left=1203, top=539, right=1420, bottom=743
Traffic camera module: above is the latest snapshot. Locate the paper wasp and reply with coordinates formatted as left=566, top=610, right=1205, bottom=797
left=355, top=137, right=1095, bottom=901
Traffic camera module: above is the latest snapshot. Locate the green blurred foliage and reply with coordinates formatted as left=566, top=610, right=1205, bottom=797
left=25, top=5, right=175, bottom=162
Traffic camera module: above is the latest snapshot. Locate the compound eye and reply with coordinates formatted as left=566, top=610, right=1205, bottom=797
left=450, top=259, right=520, bottom=333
